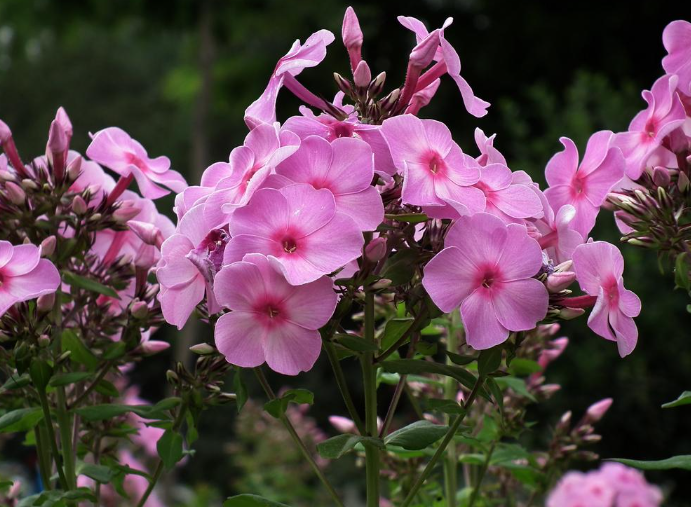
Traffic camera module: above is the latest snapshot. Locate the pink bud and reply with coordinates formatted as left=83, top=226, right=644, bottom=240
left=341, top=7, right=363, bottom=51
left=139, top=340, right=170, bottom=355
left=353, top=60, right=371, bottom=88
left=540, top=384, right=561, bottom=396
left=652, top=166, right=671, bottom=187
left=48, top=120, right=68, bottom=154
left=5, top=181, right=25, bottom=205
left=585, top=398, right=612, bottom=423
left=409, top=30, right=440, bottom=69
left=72, top=195, right=87, bottom=215
left=112, top=203, right=141, bottom=223
left=364, top=237, right=387, bottom=263
left=546, top=271, right=576, bottom=293
left=66, top=155, right=82, bottom=182
left=40, top=236, right=57, bottom=257
left=54, top=107, right=73, bottom=139
left=130, top=300, right=149, bottom=319
left=558, top=307, right=585, bottom=320
left=128, top=220, right=164, bottom=248
left=678, top=171, right=689, bottom=192
left=329, top=415, right=357, bottom=434
left=37, top=293, right=55, bottom=313
left=407, top=79, right=441, bottom=115
left=0, top=119, right=11, bottom=143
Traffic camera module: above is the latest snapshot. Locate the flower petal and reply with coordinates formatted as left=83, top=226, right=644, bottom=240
left=491, top=279, right=548, bottom=331
left=460, top=288, right=509, bottom=350
left=215, top=312, right=266, bottom=368
left=263, top=322, right=322, bottom=376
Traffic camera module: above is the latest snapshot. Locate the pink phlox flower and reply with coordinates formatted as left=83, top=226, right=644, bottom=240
left=398, top=16, right=489, bottom=117
left=244, top=29, right=335, bottom=128
left=214, top=253, right=337, bottom=375
left=203, top=123, right=300, bottom=228
left=571, top=241, right=641, bottom=357
left=423, top=213, right=548, bottom=350
left=547, top=471, right=615, bottom=507
left=0, top=241, right=61, bottom=316
left=473, top=162, right=543, bottom=223
left=274, top=135, right=383, bottom=231
left=224, top=184, right=364, bottom=285
left=381, top=114, right=484, bottom=217
left=545, top=131, right=625, bottom=237
left=474, top=128, right=507, bottom=166
left=534, top=191, right=584, bottom=264
left=157, top=204, right=228, bottom=329
left=86, top=127, right=187, bottom=199
left=613, top=74, right=686, bottom=179
left=662, top=20, right=691, bottom=96
left=598, top=463, right=663, bottom=507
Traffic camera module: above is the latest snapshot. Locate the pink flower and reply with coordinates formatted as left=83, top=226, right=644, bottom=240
left=423, top=213, right=548, bottom=350
left=613, top=75, right=686, bottom=180
left=547, top=471, right=615, bottom=507
left=274, top=136, right=384, bottom=231
left=474, top=128, right=507, bottom=167
left=535, top=193, right=584, bottom=264
left=662, top=20, right=691, bottom=96
left=203, top=123, right=299, bottom=227
left=244, top=29, right=335, bottom=128
left=571, top=241, right=641, bottom=357
left=381, top=114, right=483, bottom=216
left=214, top=253, right=337, bottom=375
left=398, top=16, right=489, bottom=117
left=86, top=127, right=187, bottom=199
left=473, top=163, right=543, bottom=222
left=598, top=463, right=663, bottom=507
left=224, top=184, right=364, bottom=285
left=545, top=131, right=625, bottom=236
left=157, top=204, right=227, bottom=329
left=0, top=241, right=60, bottom=316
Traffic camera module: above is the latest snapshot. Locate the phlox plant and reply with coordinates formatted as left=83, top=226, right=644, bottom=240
left=0, top=6, right=689, bottom=507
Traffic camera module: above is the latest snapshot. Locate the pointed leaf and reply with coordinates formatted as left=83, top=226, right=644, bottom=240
left=384, top=420, right=449, bottom=450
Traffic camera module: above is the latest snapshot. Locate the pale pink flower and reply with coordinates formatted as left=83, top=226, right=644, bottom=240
left=398, top=16, right=489, bottom=117
left=0, top=241, right=61, bottom=317
left=214, top=253, right=337, bottom=375
left=157, top=204, right=227, bottom=329
left=87, top=127, right=187, bottom=199
left=662, top=20, right=691, bottom=96
left=613, top=75, right=686, bottom=180
left=474, top=162, right=543, bottom=222
left=381, top=114, right=483, bottom=216
left=545, top=131, right=625, bottom=236
left=224, top=184, right=364, bottom=285
left=598, top=463, right=663, bottom=507
left=572, top=241, right=641, bottom=357
left=244, top=29, right=335, bottom=128
left=547, top=471, right=615, bottom=507
left=535, top=192, right=584, bottom=264
left=423, top=213, right=548, bottom=350
left=203, top=123, right=299, bottom=227
left=274, top=136, right=383, bottom=231
left=474, top=128, right=507, bottom=167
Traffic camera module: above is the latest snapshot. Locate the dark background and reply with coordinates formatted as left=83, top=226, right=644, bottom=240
left=1, top=0, right=690, bottom=504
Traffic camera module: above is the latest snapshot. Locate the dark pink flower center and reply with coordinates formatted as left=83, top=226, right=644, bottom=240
left=644, top=119, right=657, bottom=138
left=187, top=229, right=230, bottom=284
left=476, top=264, right=500, bottom=289
left=331, top=122, right=355, bottom=139
left=570, top=172, right=587, bottom=198
left=240, top=164, right=262, bottom=190
left=425, top=152, right=445, bottom=175
left=282, top=237, right=298, bottom=253
left=0, top=272, right=4, bottom=286
left=255, top=299, right=287, bottom=326
left=125, top=152, right=148, bottom=172
left=602, top=276, right=620, bottom=307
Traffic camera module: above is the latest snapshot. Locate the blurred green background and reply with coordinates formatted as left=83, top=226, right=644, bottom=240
left=1, top=0, right=690, bottom=504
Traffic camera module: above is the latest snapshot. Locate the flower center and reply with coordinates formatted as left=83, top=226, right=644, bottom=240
left=644, top=119, right=656, bottom=138
left=571, top=173, right=587, bottom=196
left=125, top=152, right=148, bottom=172
left=482, top=275, right=494, bottom=288
left=427, top=152, right=444, bottom=175
left=603, top=276, right=620, bottom=307
left=332, top=123, right=354, bottom=139
left=266, top=305, right=281, bottom=318
left=282, top=237, right=298, bottom=253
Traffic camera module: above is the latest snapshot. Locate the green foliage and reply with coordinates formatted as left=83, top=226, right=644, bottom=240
left=662, top=391, right=691, bottom=408
left=317, top=434, right=384, bottom=459
left=610, top=456, right=691, bottom=471
left=224, top=495, right=292, bottom=507
left=384, top=421, right=449, bottom=450
left=158, top=430, right=185, bottom=470
left=0, top=408, right=44, bottom=433
left=263, top=389, right=314, bottom=419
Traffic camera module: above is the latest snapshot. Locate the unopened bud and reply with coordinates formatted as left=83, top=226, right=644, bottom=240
left=113, top=202, right=141, bottom=223
left=379, top=88, right=400, bottom=112
left=66, top=155, right=82, bottom=182
left=165, top=370, right=179, bottom=383
left=368, top=72, right=386, bottom=97
left=409, top=30, right=440, bottom=69
left=85, top=184, right=101, bottom=197
left=575, top=451, right=599, bottom=461
left=40, top=236, right=56, bottom=257
left=87, top=213, right=102, bottom=222
left=72, top=195, right=88, bottom=215
left=145, top=283, right=160, bottom=299
left=0, top=170, right=15, bottom=182
left=554, top=260, right=573, bottom=272
left=329, top=415, right=357, bottom=434
left=652, top=166, right=671, bottom=187
left=5, top=181, right=25, bottom=205
left=0, top=332, right=10, bottom=342
left=582, top=434, right=602, bottom=443
left=0, top=120, right=11, bottom=143
left=47, top=120, right=68, bottom=154
left=353, top=60, right=371, bottom=88
left=364, top=237, right=387, bottom=263
left=37, top=293, right=55, bottom=313
left=557, top=410, right=572, bottom=431
left=58, top=350, right=72, bottom=363
left=539, top=384, right=561, bottom=397
left=558, top=307, right=585, bottom=320
left=115, top=254, right=133, bottom=268
left=21, top=179, right=38, bottom=190
left=560, top=444, right=578, bottom=454
left=333, top=73, right=352, bottom=95
left=341, top=6, right=363, bottom=52
left=130, top=300, right=149, bottom=319
left=370, top=278, right=392, bottom=290
left=54, top=107, right=73, bottom=139
left=585, top=397, right=612, bottom=423
left=38, top=334, right=51, bottom=348
left=128, top=220, right=164, bottom=248
left=546, top=271, right=576, bottom=293
left=139, top=340, right=170, bottom=355
left=190, top=343, right=216, bottom=355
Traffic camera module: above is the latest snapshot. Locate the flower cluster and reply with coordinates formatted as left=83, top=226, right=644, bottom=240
left=547, top=462, right=663, bottom=507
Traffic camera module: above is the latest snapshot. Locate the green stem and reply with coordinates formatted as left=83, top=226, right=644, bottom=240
left=400, top=376, right=486, bottom=507
left=254, top=368, right=345, bottom=507
left=37, top=389, right=69, bottom=490
left=136, top=401, right=188, bottom=507
left=443, top=312, right=460, bottom=507
left=362, top=291, right=380, bottom=507
left=35, top=421, right=53, bottom=490
left=374, top=307, right=429, bottom=363
left=468, top=442, right=495, bottom=507
left=56, top=386, right=76, bottom=490
left=323, top=340, right=365, bottom=434
left=68, top=360, right=114, bottom=410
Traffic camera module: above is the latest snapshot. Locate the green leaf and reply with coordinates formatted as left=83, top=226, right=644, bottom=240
left=674, top=252, right=690, bottom=290
left=74, top=403, right=175, bottom=421
left=94, top=379, right=120, bottom=398
left=661, top=391, right=691, bottom=409
left=77, top=462, right=114, bottom=483
left=29, top=359, right=53, bottom=392
left=495, top=376, right=536, bottom=402
left=609, top=455, right=691, bottom=471
left=476, top=415, right=500, bottom=442
left=485, top=377, right=504, bottom=413
left=317, top=434, right=384, bottom=459
left=0, top=407, right=43, bottom=433
left=157, top=430, right=184, bottom=470
left=445, top=351, right=476, bottom=366
left=264, top=389, right=314, bottom=419
left=0, top=373, right=31, bottom=392
left=415, top=341, right=437, bottom=356
left=507, top=358, right=542, bottom=377
left=380, top=318, right=414, bottom=351
left=380, top=359, right=488, bottom=399
left=224, top=495, right=291, bottom=507
left=384, top=213, right=429, bottom=223
left=61, top=330, right=98, bottom=371
left=426, top=399, right=467, bottom=415
left=49, top=372, right=93, bottom=387
left=384, top=420, right=449, bottom=450
left=381, top=249, right=418, bottom=286
left=63, top=271, right=120, bottom=299
left=478, top=346, right=503, bottom=378
left=233, top=369, right=248, bottom=414
left=334, top=333, right=379, bottom=352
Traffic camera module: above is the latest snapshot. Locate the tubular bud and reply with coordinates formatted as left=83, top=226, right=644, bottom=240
left=353, top=60, right=372, bottom=88
left=5, top=181, right=26, bottom=205
left=40, top=236, right=57, bottom=257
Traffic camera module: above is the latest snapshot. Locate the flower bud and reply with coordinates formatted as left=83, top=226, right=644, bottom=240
left=128, top=220, right=164, bottom=248
left=113, top=202, right=141, bottom=223
left=546, top=271, right=576, bottom=293
left=21, top=179, right=38, bottom=190
left=333, top=73, right=352, bottom=95
left=72, top=195, right=88, bottom=215
left=368, top=72, right=386, bottom=97
left=139, top=340, right=170, bottom=355
left=353, top=60, right=372, bottom=88
left=581, top=434, right=602, bottom=443
left=559, top=444, right=578, bottom=454
left=48, top=120, right=68, bottom=154
left=190, top=343, right=216, bottom=355
left=575, top=451, right=599, bottom=461
left=557, top=410, right=572, bottom=432
left=5, top=181, right=25, bottom=205
left=37, top=293, right=55, bottom=313
left=66, top=155, right=82, bottom=182
left=329, top=415, right=357, bottom=434
left=539, top=384, right=561, bottom=397
left=165, top=370, right=179, bottom=383
left=558, top=307, right=585, bottom=320
left=584, top=397, right=612, bottom=423
left=40, top=236, right=57, bottom=257
left=130, top=300, right=149, bottom=319
left=88, top=213, right=102, bottom=222
left=54, top=107, right=73, bottom=140
left=379, top=88, right=400, bottom=112
left=0, top=169, right=15, bottom=182
left=409, top=30, right=440, bottom=69
left=554, top=260, right=573, bottom=272
left=652, top=166, right=671, bottom=187
left=364, top=237, right=387, bottom=263
left=38, top=334, right=51, bottom=348
left=370, top=278, right=392, bottom=290
left=0, top=119, right=11, bottom=143
left=341, top=6, right=363, bottom=52
left=145, top=283, right=160, bottom=299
